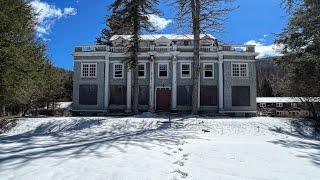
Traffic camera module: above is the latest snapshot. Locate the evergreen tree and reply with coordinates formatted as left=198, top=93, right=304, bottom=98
left=276, top=0, right=320, bottom=119
left=98, top=0, right=160, bottom=114
left=260, top=78, right=274, bottom=97
left=0, top=0, right=67, bottom=116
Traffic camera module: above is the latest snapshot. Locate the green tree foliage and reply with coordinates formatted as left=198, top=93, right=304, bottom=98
left=98, top=0, right=160, bottom=114
left=276, top=0, right=320, bottom=118
left=0, top=0, right=71, bottom=116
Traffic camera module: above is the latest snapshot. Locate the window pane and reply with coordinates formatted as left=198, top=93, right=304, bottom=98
left=159, top=64, right=168, bottom=77
left=159, top=71, right=167, bottom=77
left=114, top=64, right=123, bottom=78
left=138, top=64, right=145, bottom=77
left=205, top=71, right=213, bottom=77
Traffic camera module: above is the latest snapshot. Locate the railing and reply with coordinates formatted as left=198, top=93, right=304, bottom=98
left=75, top=44, right=255, bottom=53
left=110, top=47, right=127, bottom=53
left=74, top=45, right=106, bottom=52
left=222, top=45, right=255, bottom=52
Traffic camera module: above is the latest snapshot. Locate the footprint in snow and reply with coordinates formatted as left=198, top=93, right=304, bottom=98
left=172, top=169, right=188, bottom=178
left=173, top=160, right=184, bottom=166
left=178, top=148, right=183, bottom=151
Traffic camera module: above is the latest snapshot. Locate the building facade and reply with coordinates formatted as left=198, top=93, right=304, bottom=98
left=72, top=34, right=258, bottom=114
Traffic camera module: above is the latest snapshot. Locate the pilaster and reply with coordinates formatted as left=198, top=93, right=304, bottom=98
left=171, top=56, right=177, bottom=110
left=148, top=55, right=155, bottom=112
left=218, top=54, right=224, bottom=111
left=126, top=68, right=132, bottom=112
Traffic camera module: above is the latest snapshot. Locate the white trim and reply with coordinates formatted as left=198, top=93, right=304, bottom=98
left=260, top=103, right=266, bottom=108
left=149, top=61, right=155, bottom=112
left=231, top=63, right=249, bottom=78
left=113, top=63, right=124, bottom=79
left=126, top=69, right=132, bottom=111
left=219, top=110, right=257, bottom=113
left=81, top=62, right=97, bottom=78
left=291, top=103, right=297, bottom=108
left=104, top=56, right=110, bottom=110
left=180, top=63, right=191, bottom=79
left=154, top=86, right=171, bottom=110
left=224, top=59, right=255, bottom=62
left=276, top=102, right=283, bottom=108
left=138, top=63, right=146, bottom=79
left=203, top=63, right=214, bottom=79
left=158, top=62, right=169, bottom=79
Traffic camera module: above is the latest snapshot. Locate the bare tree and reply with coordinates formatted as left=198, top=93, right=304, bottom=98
left=175, top=0, right=233, bottom=114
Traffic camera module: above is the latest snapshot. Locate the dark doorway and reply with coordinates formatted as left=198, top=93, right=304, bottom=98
left=156, top=88, right=171, bottom=111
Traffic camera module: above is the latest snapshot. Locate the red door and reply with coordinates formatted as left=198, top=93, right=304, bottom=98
left=156, top=88, right=171, bottom=111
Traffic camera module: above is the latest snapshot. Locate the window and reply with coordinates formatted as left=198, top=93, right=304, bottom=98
left=260, top=103, right=266, bottom=108
left=138, top=63, right=146, bottom=78
left=291, top=103, right=297, bottom=108
left=158, top=63, right=168, bottom=78
left=232, top=86, right=251, bottom=106
left=276, top=111, right=282, bottom=116
left=81, top=63, right=97, bottom=78
left=203, top=63, right=214, bottom=78
left=276, top=103, right=283, bottom=107
left=79, top=85, right=97, bottom=105
left=232, top=63, right=248, bottom=77
left=181, top=63, right=191, bottom=78
left=200, top=86, right=218, bottom=106
left=113, top=63, right=123, bottom=78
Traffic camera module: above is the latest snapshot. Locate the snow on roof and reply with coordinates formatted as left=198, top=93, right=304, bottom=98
left=56, top=102, right=72, bottom=109
left=256, top=97, right=320, bottom=103
left=110, top=34, right=216, bottom=41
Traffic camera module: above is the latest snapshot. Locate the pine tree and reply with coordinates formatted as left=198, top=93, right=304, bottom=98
left=276, top=0, right=320, bottom=119
left=98, top=0, right=160, bottom=114
left=175, top=0, right=233, bottom=114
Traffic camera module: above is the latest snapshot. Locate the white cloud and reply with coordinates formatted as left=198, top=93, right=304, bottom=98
left=29, top=0, right=77, bottom=37
left=244, top=40, right=284, bottom=59
left=147, top=14, right=172, bottom=30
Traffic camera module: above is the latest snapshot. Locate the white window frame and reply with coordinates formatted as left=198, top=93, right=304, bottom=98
left=291, top=103, right=297, bottom=108
left=113, top=63, right=124, bottom=79
left=203, top=63, right=214, bottom=79
left=158, top=63, right=169, bottom=78
left=276, top=111, right=282, bottom=116
left=260, top=103, right=266, bottom=108
left=276, top=103, right=283, bottom=107
left=180, top=63, right=191, bottom=79
left=231, top=63, right=249, bottom=78
left=138, top=63, right=146, bottom=79
left=81, top=63, right=97, bottom=78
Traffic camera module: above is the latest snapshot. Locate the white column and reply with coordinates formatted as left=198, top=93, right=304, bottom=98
left=171, top=57, right=177, bottom=110
left=218, top=54, right=224, bottom=111
left=104, top=53, right=110, bottom=111
left=126, top=68, right=132, bottom=112
left=149, top=56, right=155, bottom=112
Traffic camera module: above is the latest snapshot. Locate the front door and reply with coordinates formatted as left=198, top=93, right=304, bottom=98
left=156, top=88, right=171, bottom=111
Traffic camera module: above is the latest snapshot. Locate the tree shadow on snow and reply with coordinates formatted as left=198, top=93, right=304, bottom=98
left=268, top=119, right=320, bottom=167
left=0, top=117, right=200, bottom=171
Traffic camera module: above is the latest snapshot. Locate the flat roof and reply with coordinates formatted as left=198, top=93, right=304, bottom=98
left=256, top=97, right=320, bottom=103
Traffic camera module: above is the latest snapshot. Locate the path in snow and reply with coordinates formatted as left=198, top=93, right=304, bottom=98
left=0, top=115, right=320, bottom=180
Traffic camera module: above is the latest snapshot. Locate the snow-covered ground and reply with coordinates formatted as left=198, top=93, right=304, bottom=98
left=1, top=114, right=320, bottom=180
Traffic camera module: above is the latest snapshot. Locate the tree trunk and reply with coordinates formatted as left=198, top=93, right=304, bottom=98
left=191, top=0, right=201, bottom=114
left=0, top=104, right=5, bottom=117
left=132, top=5, right=140, bottom=114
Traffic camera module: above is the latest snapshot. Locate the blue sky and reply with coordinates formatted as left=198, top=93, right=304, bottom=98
left=29, top=0, right=288, bottom=70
